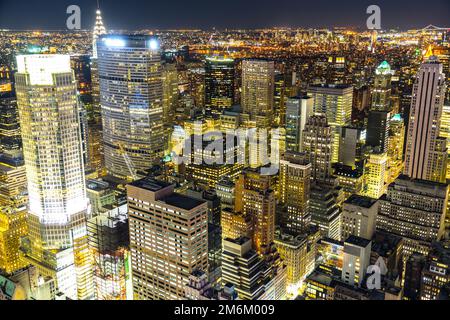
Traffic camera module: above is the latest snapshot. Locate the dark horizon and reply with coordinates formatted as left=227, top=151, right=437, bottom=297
left=0, top=0, right=449, bottom=31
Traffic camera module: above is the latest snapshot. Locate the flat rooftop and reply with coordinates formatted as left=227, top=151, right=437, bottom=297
left=163, top=193, right=205, bottom=211
left=129, top=178, right=173, bottom=192
left=344, top=235, right=371, bottom=248
left=344, top=194, right=377, bottom=208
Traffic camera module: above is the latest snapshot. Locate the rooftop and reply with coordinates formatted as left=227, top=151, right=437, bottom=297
left=129, top=178, right=173, bottom=192
left=344, top=194, right=377, bottom=208
left=344, top=235, right=371, bottom=248
left=163, top=193, right=205, bottom=211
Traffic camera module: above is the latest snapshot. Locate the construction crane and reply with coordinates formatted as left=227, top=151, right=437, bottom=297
left=118, top=143, right=138, bottom=181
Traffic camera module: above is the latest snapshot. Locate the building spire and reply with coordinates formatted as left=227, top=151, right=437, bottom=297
left=92, top=2, right=106, bottom=58
left=424, top=44, right=434, bottom=59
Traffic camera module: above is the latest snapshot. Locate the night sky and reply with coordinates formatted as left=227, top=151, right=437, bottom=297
left=0, top=0, right=449, bottom=30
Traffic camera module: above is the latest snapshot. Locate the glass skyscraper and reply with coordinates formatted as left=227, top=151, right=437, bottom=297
left=98, top=35, right=165, bottom=180
left=15, top=54, right=92, bottom=300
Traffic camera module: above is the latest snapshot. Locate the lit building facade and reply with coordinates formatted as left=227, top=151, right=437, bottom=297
left=307, top=84, right=353, bottom=163
left=302, top=115, right=333, bottom=182
left=98, top=35, right=165, bottom=180
left=15, top=54, right=93, bottom=300
left=204, top=56, right=234, bottom=113
left=377, top=175, right=448, bottom=258
left=285, top=95, right=313, bottom=153
left=404, top=56, right=447, bottom=183
left=241, top=59, right=275, bottom=124
left=340, top=195, right=378, bottom=241
left=127, top=179, right=208, bottom=300
left=278, top=151, right=311, bottom=234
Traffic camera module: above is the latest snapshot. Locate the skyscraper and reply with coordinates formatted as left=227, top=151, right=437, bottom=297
left=285, top=95, right=313, bottom=153
left=302, top=115, right=333, bottom=182
left=307, top=84, right=353, bottom=163
left=235, top=168, right=276, bottom=254
left=241, top=59, right=275, bottom=125
left=366, top=61, right=394, bottom=153
left=204, top=56, right=234, bottom=113
left=404, top=56, right=447, bottom=183
left=278, top=151, right=311, bottom=234
left=98, top=35, right=165, bottom=180
left=15, top=54, right=93, bottom=300
left=127, top=178, right=208, bottom=300
left=90, top=8, right=107, bottom=176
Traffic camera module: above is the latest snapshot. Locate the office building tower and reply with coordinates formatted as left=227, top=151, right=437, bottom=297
left=221, top=207, right=254, bottom=241
left=388, top=114, right=405, bottom=183
left=162, top=63, right=178, bottom=150
left=274, top=71, right=297, bottom=126
left=440, top=103, right=450, bottom=179
left=87, top=203, right=130, bottom=300
left=366, top=111, right=390, bottom=153
left=15, top=55, right=93, bottom=300
left=302, top=115, right=333, bottom=182
left=204, top=56, right=234, bottom=113
left=274, top=228, right=320, bottom=295
left=377, top=175, right=448, bottom=258
left=285, top=95, right=313, bottom=153
left=333, top=164, right=364, bottom=200
left=221, top=237, right=286, bottom=300
left=92, top=8, right=106, bottom=59
left=341, top=235, right=372, bottom=287
left=278, top=151, right=311, bottom=234
left=371, top=61, right=393, bottom=111
left=0, top=83, right=21, bottom=153
left=185, top=133, right=243, bottom=188
left=0, top=156, right=27, bottom=275
left=98, top=35, right=165, bottom=180
left=363, top=152, right=388, bottom=199
left=338, top=126, right=365, bottom=169
left=235, top=168, right=276, bottom=254
left=90, top=8, right=107, bottom=175
left=186, top=188, right=222, bottom=283
left=86, top=179, right=116, bottom=217
left=215, top=177, right=235, bottom=209
left=309, top=184, right=341, bottom=240
left=404, top=56, right=447, bottom=183
left=127, top=179, right=208, bottom=300
left=420, top=241, right=450, bottom=300
left=241, top=59, right=274, bottom=124
left=307, top=84, right=353, bottom=163
left=184, top=270, right=239, bottom=300
left=341, top=195, right=378, bottom=241
left=403, top=253, right=426, bottom=300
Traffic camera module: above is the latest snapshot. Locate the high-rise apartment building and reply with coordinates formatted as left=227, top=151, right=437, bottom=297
left=98, top=35, right=165, bottom=180
left=127, top=179, right=208, bottom=300
left=205, top=56, right=234, bottom=113
left=404, top=56, right=447, bottom=183
left=15, top=54, right=93, bottom=300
